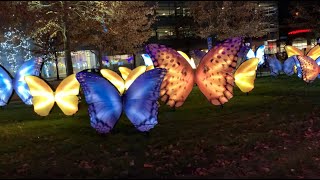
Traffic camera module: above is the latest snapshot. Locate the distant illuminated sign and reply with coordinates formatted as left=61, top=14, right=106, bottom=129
left=288, top=29, right=312, bottom=35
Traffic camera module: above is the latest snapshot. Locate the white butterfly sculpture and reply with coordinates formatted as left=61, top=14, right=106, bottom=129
left=246, top=45, right=265, bottom=66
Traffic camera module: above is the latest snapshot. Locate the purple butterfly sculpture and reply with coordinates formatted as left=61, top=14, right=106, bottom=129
left=76, top=68, right=167, bottom=134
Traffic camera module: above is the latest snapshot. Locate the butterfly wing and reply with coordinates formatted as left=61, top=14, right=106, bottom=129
left=124, top=66, right=147, bottom=90
left=100, top=69, right=125, bottom=95
left=255, top=45, right=265, bottom=66
left=118, top=67, right=131, bottom=80
left=13, top=57, right=44, bottom=105
left=145, top=44, right=195, bottom=107
left=24, top=76, right=55, bottom=116
left=123, top=68, right=167, bottom=132
left=76, top=71, right=122, bottom=134
left=295, top=55, right=319, bottom=83
left=0, top=65, right=13, bottom=106
left=195, top=37, right=244, bottom=105
left=285, top=45, right=304, bottom=57
left=141, top=54, right=154, bottom=66
left=146, top=65, right=155, bottom=71
left=55, top=74, right=80, bottom=116
left=177, top=51, right=197, bottom=69
left=234, top=58, right=259, bottom=93
left=283, top=56, right=297, bottom=76
left=306, top=45, right=320, bottom=60
left=267, top=57, right=282, bottom=76
left=246, top=48, right=255, bottom=60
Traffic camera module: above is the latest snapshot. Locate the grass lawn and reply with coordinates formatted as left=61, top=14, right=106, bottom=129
left=1, top=75, right=320, bottom=178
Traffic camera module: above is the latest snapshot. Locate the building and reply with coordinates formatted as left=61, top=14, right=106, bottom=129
left=255, top=1, right=279, bottom=55
left=278, top=1, right=319, bottom=54
left=148, top=1, right=280, bottom=55
left=147, top=1, right=207, bottom=52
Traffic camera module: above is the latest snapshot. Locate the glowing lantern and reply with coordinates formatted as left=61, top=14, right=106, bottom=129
left=234, top=58, right=259, bottom=93
left=24, top=74, right=80, bottom=116
left=246, top=45, right=265, bottom=66
left=145, top=37, right=246, bottom=107
left=76, top=68, right=167, bottom=134
left=0, top=57, right=44, bottom=106
left=285, top=45, right=320, bottom=80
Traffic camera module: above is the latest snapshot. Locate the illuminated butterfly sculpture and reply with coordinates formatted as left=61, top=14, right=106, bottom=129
left=246, top=45, right=265, bottom=66
left=141, top=54, right=154, bottom=66
left=266, top=56, right=283, bottom=76
left=283, top=56, right=298, bottom=76
left=285, top=45, right=320, bottom=82
left=24, top=74, right=80, bottom=116
left=76, top=66, right=167, bottom=134
left=234, top=58, right=259, bottom=93
left=0, top=57, right=43, bottom=106
left=145, top=37, right=248, bottom=107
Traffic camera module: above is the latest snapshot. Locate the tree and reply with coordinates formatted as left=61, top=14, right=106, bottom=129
left=18, top=1, right=157, bottom=75
left=288, top=1, right=320, bottom=38
left=0, top=28, right=33, bottom=75
left=188, top=1, right=265, bottom=40
left=71, top=1, right=157, bottom=68
left=23, top=1, right=121, bottom=75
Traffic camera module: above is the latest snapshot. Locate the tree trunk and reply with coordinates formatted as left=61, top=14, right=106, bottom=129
left=62, top=2, right=73, bottom=76
left=133, top=53, right=136, bottom=69
left=97, top=47, right=103, bottom=69
left=54, top=51, right=60, bottom=80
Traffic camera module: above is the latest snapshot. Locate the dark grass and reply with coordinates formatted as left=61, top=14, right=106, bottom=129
left=1, top=75, right=320, bottom=178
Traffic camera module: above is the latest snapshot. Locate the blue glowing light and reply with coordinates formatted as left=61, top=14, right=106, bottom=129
left=141, top=54, right=154, bottom=66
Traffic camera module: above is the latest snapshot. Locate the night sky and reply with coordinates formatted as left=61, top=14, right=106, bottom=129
left=278, top=0, right=291, bottom=24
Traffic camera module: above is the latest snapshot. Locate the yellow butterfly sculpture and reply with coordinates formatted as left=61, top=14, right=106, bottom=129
left=24, top=74, right=80, bottom=116
left=285, top=45, right=320, bottom=61
left=234, top=58, right=259, bottom=93
left=100, top=65, right=154, bottom=95
left=285, top=45, right=320, bottom=74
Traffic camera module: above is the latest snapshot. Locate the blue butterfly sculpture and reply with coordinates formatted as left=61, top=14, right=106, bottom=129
left=76, top=68, right=167, bottom=134
left=246, top=45, right=265, bottom=66
left=283, top=56, right=298, bottom=76
left=0, top=57, right=43, bottom=106
left=266, top=56, right=283, bottom=76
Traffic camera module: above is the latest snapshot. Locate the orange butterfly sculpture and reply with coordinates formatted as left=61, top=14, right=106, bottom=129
left=145, top=37, right=247, bottom=107
left=285, top=45, right=320, bottom=83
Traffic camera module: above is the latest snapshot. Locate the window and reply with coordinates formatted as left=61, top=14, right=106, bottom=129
left=156, top=27, right=176, bottom=40
left=311, top=39, right=317, bottom=46
left=41, top=50, right=98, bottom=79
left=279, top=42, right=286, bottom=53
left=292, top=38, right=307, bottom=50
left=265, top=41, right=277, bottom=54
left=102, top=54, right=134, bottom=70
